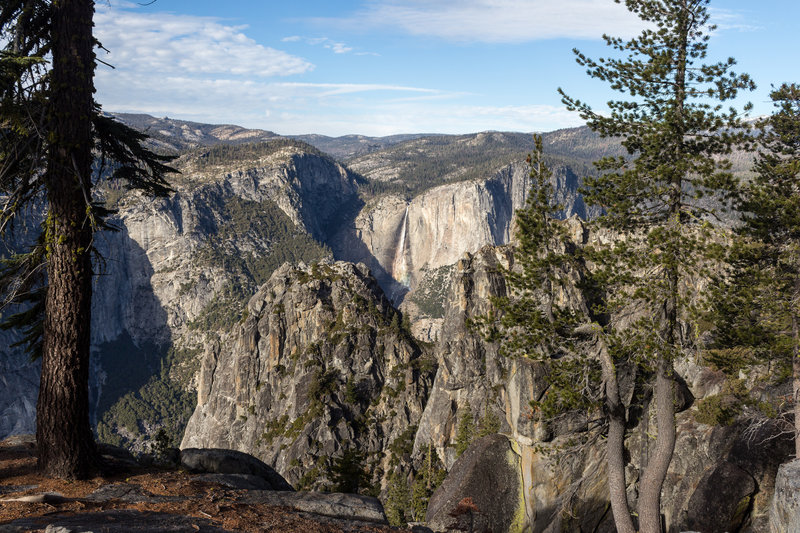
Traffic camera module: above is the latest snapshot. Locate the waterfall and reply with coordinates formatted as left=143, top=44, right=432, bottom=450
left=392, top=206, right=411, bottom=287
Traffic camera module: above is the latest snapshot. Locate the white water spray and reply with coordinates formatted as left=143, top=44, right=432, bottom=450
left=392, top=206, right=411, bottom=287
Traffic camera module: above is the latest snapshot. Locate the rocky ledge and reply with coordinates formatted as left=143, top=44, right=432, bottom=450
left=0, top=435, right=408, bottom=533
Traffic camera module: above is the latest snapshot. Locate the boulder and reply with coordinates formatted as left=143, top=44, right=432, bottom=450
left=425, top=434, right=526, bottom=533
left=685, top=461, right=756, bottom=533
left=180, top=448, right=293, bottom=491
left=770, top=459, right=800, bottom=533
left=238, top=490, right=388, bottom=524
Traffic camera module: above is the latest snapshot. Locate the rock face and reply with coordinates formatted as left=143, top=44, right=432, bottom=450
left=425, top=434, right=525, bottom=533
left=0, top=140, right=359, bottom=446
left=332, top=161, right=591, bottom=305
left=181, top=261, right=435, bottom=491
left=770, top=460, right=800, bottom=533
left=412, top=234, right=792, bottom=533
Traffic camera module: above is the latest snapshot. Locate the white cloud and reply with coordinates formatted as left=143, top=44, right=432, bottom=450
left=95, top=67, right=579, bottom=136
left=283, top=35, right=357, bottom=55
left=275, top=82, right=440, bottom=97
left=94, top=5, right=312, bottom=78
left=319, top=0, right=646, bottom=43
left=708, top=8, right=762, bottom=33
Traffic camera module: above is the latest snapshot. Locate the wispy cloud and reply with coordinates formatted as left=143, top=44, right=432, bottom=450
left=94, top=5, right=313, bottom=78
left=275, top=82, right=441, bottom=97
left=282, top=35, right=358, bottom=54
left=709, top=8, right=762, bottom=33
left=317, top=0, right=646, bottom=43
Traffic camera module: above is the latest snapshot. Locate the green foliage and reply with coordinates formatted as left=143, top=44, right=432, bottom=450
left=710, top=84, right=800, bottom=370
left=95, top=344, right=199, bottom=449
left=329, top=448, right=371, bottom=494
left=410, top=442, right=447, bottom=521
left=410, top=264, right=455, bottom=318
left=350, top=131, right=603, bottom=202
left=693, top=379, right=750, bottom=426
left=385, top=471, right=412, bottom=526
left=388, top=425, right=418, bottom=466
left=472, top=136, right=603, bottom=422
left=189, top=196, right=330, bottom=331
left=477, top=404, right=502, bottom=437
left=556, top=2, right=755, bottom=529
left=0, top=2, right=176, bottom=360
left=186, top=138, right=327, bottom=170
left=308, top=367, right=340, bottom=403
left=454, top=403, right=476, bottom=458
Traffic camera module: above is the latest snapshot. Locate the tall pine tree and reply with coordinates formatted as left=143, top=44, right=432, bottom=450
left=559, top=1, right=753, bottom=531
left=0, top=0, right=174, bottom=479
left=478, top=136, right=630, bottom=531
left=710, top=84, right=800, bottom=455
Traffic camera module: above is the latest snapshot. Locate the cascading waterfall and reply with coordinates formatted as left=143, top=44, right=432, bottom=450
left=392, top=205, right=411, bottom=287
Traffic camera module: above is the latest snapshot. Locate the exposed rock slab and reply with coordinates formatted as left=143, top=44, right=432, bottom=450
left=238, top=490, right=388, bottom=524
left=180, top=448, right=293, bottom=491
left=425, top=434, right=525, bottom=533
left=770, top=459, right=800, bottom=533
left=0, top=510, right=231, bottom=533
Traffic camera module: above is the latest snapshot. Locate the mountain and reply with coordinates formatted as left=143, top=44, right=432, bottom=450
left=182, top=261, right=434, bottom=491
left=0, top=114, right=776, bottom=531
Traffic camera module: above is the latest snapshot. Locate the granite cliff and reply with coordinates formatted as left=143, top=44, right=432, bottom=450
left=181, top=261, right=434, bottom=491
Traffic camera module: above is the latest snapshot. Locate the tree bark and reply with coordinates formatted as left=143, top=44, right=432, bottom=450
left=36, top=0, right=98, bottom=479
left=793, top=275, right=800, bottom=459
left=597, top=337, right=636, bottom=533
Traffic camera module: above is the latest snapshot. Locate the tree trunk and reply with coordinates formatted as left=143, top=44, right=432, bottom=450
left=637, top=356, right=676, bottom=533
left=597, top=337, right=636, bottom=533
left=793, top=275, right=800, bottom=459
left=36, top=0, right=97, bottom=479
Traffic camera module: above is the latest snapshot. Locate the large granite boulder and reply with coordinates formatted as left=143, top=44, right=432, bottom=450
left=685, top=461, right=756, bottom=533
left=425, top=434, right=525, bottom=533
left=770, top=459, right=800, bottom=533
left=180, top=448, right=293, bottom=491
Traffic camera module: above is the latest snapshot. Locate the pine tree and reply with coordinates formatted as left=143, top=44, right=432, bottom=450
left=476, top=136, right=625, bottom=530
left=0, top=0, right=174, bottom=479
left=710, top=84, right=800, bottom=454
left=454, top=402, right=476, bottom=458
left=385, top=470, right=411, bottom=526
left=559, top=1, right=754, bottom=531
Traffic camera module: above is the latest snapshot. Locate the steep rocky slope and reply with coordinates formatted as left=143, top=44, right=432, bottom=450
left=0, top=139, right=360, bottom=450
left=411, top=231, right=791, bottom=532
left=181, top=261, right=435, bottom=491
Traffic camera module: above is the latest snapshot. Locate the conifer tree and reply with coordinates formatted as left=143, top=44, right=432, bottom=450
left=709, top=83, right=800, bottom=454
left=454, top=402, right=476, bottom=458
left=0, top=0, right=174, bottom=479
left=558, top=1, right=754, bottom=531
left=479, top=136, right=629, bottom=530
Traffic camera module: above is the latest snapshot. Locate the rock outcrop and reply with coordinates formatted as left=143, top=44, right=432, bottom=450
left=425, top=434, right=525, bottom=533
left=181, top=261, right=435, bottom=491
left=0, top=140, right=360, bottom=447
left=413, top=233, right=792, bottom=533
left=769, top=459, right=800, bottom=533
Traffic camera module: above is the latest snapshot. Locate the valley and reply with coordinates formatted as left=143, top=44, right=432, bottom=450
left=0, top=114, right=784, bottom=532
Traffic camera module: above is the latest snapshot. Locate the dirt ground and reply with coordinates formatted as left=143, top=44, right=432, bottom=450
left=0, top=437, right=408, bottom=532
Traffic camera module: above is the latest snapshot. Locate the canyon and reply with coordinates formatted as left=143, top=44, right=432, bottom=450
left=0, top=114, right=783, bottom=532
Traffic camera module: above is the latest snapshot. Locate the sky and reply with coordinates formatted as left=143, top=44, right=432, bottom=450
left=93, top=0, right=800, bottom=137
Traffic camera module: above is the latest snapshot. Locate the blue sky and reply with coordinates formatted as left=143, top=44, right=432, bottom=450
left=94, top=1, right=800, bottom=137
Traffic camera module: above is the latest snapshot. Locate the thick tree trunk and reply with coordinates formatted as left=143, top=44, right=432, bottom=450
left=597, top=338, right=636, bottom=533
left=637, top=356, right=676, bottom=533
left=36, top=0, right=97, bottom=479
